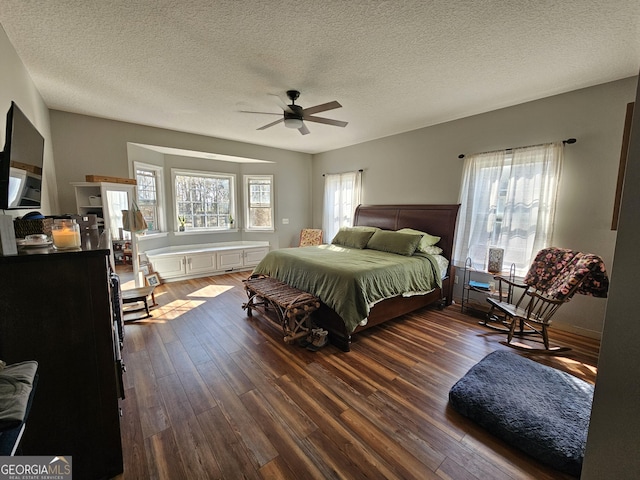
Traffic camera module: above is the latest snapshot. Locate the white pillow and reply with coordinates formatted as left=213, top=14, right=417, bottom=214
left=422, top=245, right=443, bottom=255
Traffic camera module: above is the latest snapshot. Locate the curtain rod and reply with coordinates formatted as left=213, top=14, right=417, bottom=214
left=322, top=169, right=363, bottom=177
left=458, top=138, right=576, bottom=159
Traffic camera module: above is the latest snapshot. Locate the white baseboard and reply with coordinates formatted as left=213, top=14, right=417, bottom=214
left=553, top=322, right=602, bottom=340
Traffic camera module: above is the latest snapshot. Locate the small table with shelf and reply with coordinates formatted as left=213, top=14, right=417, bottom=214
left=122, top=285, right=156, bottom=319
left=460, top=257, right=516, bottom=317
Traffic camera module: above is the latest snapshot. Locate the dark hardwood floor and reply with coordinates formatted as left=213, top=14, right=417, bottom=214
left=114, top=270, right=599, bottom=479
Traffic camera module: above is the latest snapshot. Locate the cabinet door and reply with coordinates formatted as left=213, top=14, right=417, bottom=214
left=187, top=253, right=217, bottom=275
left=244, top=247, right=269, bottom=267
left=217, top=250, right=244, bottom=270
left=152, top=255, right=186, bottom=279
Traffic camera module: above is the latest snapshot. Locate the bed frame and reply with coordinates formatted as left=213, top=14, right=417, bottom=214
left=313, top=204, right=460, bottom=351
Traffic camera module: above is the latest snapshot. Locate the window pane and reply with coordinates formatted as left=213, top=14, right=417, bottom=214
left=246, top=175, right=273, bottom=230
left=250, top=207, right=272, bottom=227
left=136, top=168, right=159, bottom=232
left=174, top=172, right=234, bottom=230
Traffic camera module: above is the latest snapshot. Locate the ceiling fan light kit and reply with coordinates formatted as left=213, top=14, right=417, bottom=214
left=284, top=118, right=303, bottom=129
left=245, top=90, right=348, bottom=135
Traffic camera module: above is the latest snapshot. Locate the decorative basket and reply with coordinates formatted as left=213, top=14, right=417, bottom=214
left=13, top=218, right=53, bottom=238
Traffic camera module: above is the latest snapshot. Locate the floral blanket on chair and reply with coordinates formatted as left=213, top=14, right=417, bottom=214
left=524, top=247, right=609, bottom=300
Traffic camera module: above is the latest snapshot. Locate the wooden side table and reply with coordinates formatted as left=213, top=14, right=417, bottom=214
left=121, top=285, right=156, bottom=319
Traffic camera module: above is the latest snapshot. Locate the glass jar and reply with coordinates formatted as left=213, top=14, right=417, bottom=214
left=51, top=219, right=81, bottom=250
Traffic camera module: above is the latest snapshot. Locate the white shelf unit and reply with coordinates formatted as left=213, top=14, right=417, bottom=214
left=72, top=181, right=138, bottom=270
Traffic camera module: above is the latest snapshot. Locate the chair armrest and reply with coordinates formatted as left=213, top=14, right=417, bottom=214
left=493, top=275, right=528, bottom=303
left=493, top=275, right=527, bottom=289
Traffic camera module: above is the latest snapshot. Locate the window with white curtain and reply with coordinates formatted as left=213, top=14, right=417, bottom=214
left=322, top=170, right=362, bottom=243
left=453, top=142, right=563, bottom=276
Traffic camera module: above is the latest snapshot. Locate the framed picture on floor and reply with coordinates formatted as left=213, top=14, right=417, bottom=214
left=145, top=273, right=160, bottom=287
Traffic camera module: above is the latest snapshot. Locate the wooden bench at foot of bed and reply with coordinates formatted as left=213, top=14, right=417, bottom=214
left=242, top=275, right=320, bottom=344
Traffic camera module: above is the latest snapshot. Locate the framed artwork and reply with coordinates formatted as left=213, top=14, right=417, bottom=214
left=612, top=102, right=634, bottom=230
left=145, top=273, right=160, bottom=287
left=487, top=247, right=504, bottom=273
left=139, top=263, right=150, bottom=276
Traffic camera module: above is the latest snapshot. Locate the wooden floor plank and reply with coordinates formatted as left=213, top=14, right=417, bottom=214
left=114, top=270, right=599, bottom=479
left=119, top=388, right=149, bottom=479
left=196, top=406, right=262, bottom=480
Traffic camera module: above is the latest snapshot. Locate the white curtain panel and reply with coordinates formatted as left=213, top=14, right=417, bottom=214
left=322, top=170, right=362, bottom=243
left=454, top=142, right=563, bottom=275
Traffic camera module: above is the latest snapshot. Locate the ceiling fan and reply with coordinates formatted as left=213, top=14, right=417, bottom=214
left=243, top=90, right=348, bottom=135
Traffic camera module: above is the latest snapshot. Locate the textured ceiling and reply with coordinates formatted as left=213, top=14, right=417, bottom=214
left=0, top=1, right=639, bottom=155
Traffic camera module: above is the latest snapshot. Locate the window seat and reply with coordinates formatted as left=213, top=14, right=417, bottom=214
left=144, top=241, right=269, bottom=282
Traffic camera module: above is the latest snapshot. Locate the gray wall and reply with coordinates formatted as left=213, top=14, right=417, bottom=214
left=313, top=77, right=638, bottom=337
left=0, top=25, right=58, bottom=215
left=50, top=111, right=312, bottom=250
left=582, top=72, right=640, bottom=480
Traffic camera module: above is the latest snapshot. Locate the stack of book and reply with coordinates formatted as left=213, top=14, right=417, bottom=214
left=469, top=280, right=491, bottom=291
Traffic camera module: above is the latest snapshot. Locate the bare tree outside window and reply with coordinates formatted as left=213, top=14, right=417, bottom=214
left=136, top=168, right=159, bottom=232
left=245, top=175, right=273, bottom=231
left=174, top=171, right=235, bottom=230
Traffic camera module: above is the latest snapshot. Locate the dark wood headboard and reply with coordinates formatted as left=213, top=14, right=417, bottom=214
left=353, top=204, right=460, bottom=267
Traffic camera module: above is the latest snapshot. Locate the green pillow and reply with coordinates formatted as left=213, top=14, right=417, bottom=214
left=366, top=230, right=422, bottom=256
left=331, top=228, right=375, bottom=249
left=397, top=228, right=441, bottom=253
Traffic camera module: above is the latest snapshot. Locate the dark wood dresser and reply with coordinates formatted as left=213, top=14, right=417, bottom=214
left=0, top=246, right=124, bottom=480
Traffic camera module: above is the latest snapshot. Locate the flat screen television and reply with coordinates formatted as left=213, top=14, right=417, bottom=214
left=0, top=101, right=45, bottom=210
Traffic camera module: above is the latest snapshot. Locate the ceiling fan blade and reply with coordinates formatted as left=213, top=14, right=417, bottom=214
left=298, top=123, right=310, bottom=135
left=303, top=116, right=348, bottom=128
left=268, top=94, right=293, bottom=113
left=302, top=100, right=342, bottom=116
left=257, top=118, right=284, bottom=130
left=240, top=110, right=281, bottom=115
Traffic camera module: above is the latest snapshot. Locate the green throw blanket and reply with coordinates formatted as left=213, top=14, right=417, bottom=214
left=252, top=245, right=442, bottom=333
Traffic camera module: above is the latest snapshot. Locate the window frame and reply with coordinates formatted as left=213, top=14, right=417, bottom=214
left=134, top=161, right=165, bottom=234
left=172, top=168, right=236, bottom=232
left=244, top=174, right=274, bottom=232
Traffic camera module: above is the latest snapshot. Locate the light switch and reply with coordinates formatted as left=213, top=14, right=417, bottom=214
left=282, top=218, right=289, bottom=224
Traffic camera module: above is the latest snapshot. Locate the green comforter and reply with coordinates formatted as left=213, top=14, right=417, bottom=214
left=252, top=245, right=442, bottom=333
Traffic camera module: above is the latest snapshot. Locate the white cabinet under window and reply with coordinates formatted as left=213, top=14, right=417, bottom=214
left=216, top=246, right=270, bottom=271
left=145, top=242, right=269, bottom=282
left=151, top=251, right=219, bottom=279
left=149, top=255, right=185, bottom=279
left=217, top=250, right=243, bottom=270
left=187, top=252, right=217, bottom=275
left=244, top=247, right=269, bottom=266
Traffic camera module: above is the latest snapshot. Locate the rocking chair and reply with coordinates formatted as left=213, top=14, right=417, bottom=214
left=482, top=247, right=609, bottom=353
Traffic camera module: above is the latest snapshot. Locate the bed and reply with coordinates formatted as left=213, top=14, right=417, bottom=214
left=253, top=204, right=460, bottom=351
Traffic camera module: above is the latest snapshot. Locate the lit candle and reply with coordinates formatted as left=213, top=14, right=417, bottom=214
left=52, top=220, right=81, bottom=249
